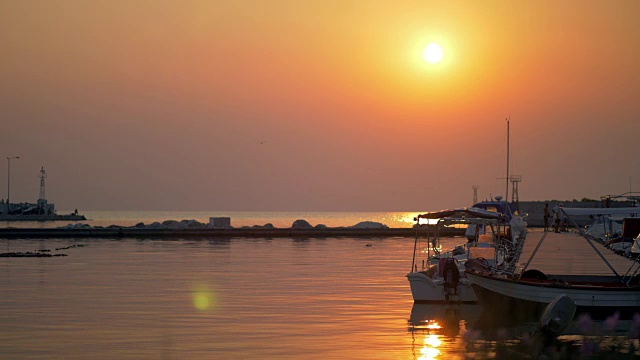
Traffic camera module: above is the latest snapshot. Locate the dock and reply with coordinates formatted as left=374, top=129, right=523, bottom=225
left=517, top=229, right=638, bottom=276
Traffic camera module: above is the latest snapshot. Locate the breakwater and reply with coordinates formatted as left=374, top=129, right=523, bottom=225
left=0, top=227, right=465, bottom=239
left=0, top=214, right=86, bottom=221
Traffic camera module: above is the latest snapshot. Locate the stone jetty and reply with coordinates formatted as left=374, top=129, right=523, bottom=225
left=0, top=219, right=464, bottom=239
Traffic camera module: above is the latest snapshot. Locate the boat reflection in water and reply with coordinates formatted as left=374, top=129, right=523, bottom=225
left=409, top=303, right=480, bottom=334
left=407, top=303, right=640, bottom=359
left=408, top=304, right=480, bottom=359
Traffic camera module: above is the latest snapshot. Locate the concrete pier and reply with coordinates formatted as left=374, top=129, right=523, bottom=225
left=516, top=229, right=637, bottom=275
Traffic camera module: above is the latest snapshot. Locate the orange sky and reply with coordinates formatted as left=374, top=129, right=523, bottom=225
left=1, top=1, right=639, bottom=211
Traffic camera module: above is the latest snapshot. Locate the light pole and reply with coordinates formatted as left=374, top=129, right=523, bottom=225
left=7, top=156, right=19, bottom=212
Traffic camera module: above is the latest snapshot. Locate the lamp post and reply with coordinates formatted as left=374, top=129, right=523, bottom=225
left=7, top=156, right=19, bottom=213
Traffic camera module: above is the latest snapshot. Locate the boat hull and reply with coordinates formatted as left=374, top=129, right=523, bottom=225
left=466, top=271, right=640, bottom=319
left=407, top=271, right=478, bottom=304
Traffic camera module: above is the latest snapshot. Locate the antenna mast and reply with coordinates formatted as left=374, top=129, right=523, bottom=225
left=505, top=118, right=510, bottom=202
left=39, top=167, right=46, bottom=201
left=472, top=185, right=479, bottom=205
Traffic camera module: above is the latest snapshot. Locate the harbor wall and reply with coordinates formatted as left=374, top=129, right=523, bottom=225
left=0, top=227, right=465, bottom=239
left=0, top=214, right=86, bottom=221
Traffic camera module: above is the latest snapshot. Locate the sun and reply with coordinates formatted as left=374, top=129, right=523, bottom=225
left=423, top=42, right=443, bottom=64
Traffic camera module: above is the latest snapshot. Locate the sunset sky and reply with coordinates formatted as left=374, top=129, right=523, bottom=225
left=1, top=1, right=639, bottom=211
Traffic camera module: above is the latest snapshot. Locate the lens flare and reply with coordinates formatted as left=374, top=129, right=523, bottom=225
left=191, top=284, right=218, bottom=311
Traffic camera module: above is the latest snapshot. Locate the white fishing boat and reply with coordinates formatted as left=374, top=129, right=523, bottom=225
left=466, top=271, right=640, bottom=319
left=466, top=207, right=640, bottom=319
left=406, top=207, right=524, bottom=304
left=407, top=119, right=528, bottom=304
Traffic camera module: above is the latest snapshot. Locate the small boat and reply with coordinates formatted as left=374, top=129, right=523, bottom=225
left=466, top=270, right=640, bottom=319
left=408, top=119, right=528, bottom=304
left=466, top=208, right=640, bottom=319
left=406, top=207, right=524, bottom=304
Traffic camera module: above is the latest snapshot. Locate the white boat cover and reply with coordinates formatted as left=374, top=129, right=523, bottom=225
left=560, top=207, right=640, bottom=217
left=584, top=217, right=623, bottom=240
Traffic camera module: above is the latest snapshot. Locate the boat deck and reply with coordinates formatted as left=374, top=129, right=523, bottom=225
left=517, top=229, right=638, bottom=276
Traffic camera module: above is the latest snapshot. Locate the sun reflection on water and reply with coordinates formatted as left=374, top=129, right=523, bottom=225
left=410, top=305, right=477, bottom=359
left=417, top=333, right=443, bottom=360
left=419, top=339, right=441, bottom=360
left=410, top=320, right=445, bottom=359
left=394, top=213, right=439, bottom=226
left=421, top=246, right=442, bottom=254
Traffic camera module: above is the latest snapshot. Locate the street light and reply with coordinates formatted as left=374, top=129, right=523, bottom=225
left=7, top=156, right=19, bottom=212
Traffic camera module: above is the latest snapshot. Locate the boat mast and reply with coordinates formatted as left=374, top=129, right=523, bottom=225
left=505, top=117, right=510, bottom=202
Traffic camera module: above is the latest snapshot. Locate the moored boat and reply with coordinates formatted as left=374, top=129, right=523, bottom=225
left=467, top=207, right=640, bottom=320
left=466, top=270, right=640, bottom=319
left=408, top=119, right=529, bottom=304
left=407, top=207, right=525, bottom=304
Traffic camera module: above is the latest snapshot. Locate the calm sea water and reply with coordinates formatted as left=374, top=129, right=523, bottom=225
left=0, top=236, right=461, bottom=359
left=1, top=213, right=639, bottom=359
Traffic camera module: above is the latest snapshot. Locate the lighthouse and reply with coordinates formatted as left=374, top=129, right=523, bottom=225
left=36, top=167, right=54, bottom=215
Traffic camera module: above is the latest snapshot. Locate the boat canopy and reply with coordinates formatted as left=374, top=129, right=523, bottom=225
left=416, top=207, right=506, bottom=220
left=560, top=207, right=640, bottom=217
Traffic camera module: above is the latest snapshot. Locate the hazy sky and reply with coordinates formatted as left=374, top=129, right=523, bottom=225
left=1, top=1, right=639, bottom=211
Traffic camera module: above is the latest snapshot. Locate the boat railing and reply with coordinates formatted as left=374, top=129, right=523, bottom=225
left=503, top=231, right=527, bottom=275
